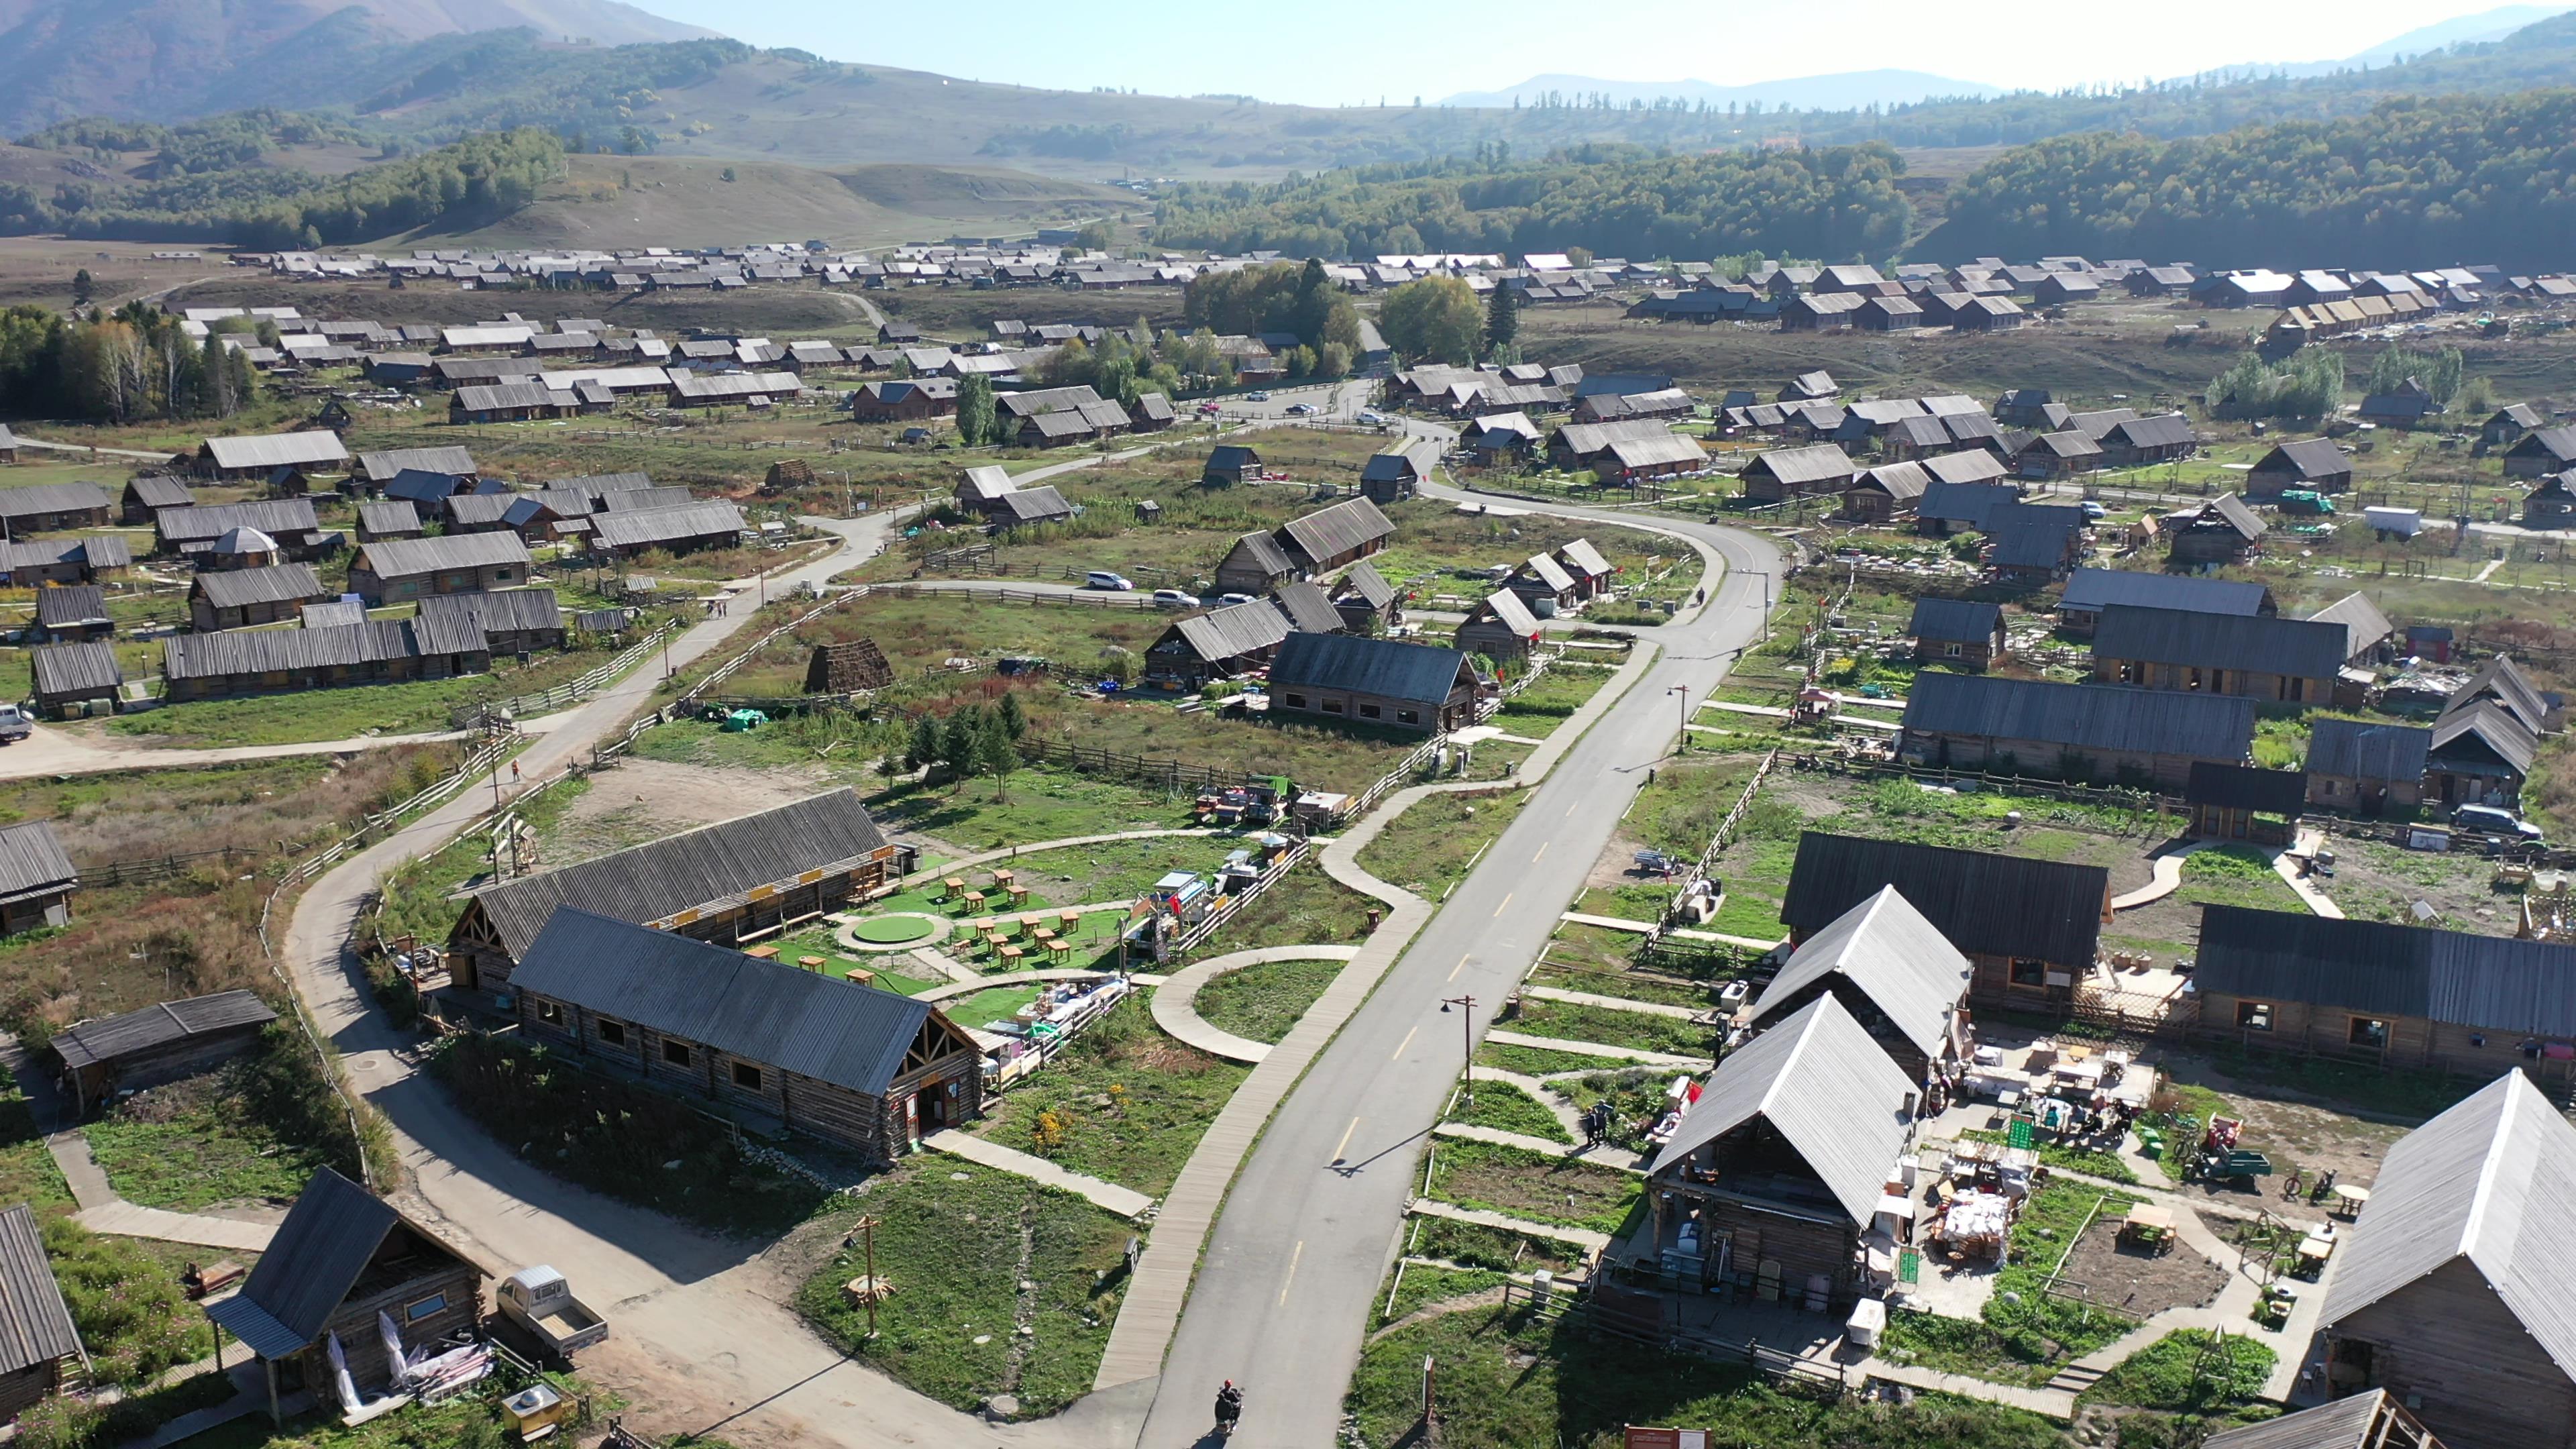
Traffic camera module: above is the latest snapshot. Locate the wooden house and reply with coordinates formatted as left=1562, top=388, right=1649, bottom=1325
left=1746, top=886, right=1972, bottom=1087
left=353, top=448, right=478, bottom=494
left=2202, top=1393, right=2443, bottom=1449
left=30, top=643, right=121, bottom=721
left=2504, top=425, right=2576, bottom=480
left=1504, top=552, right=1582, bottom=616
left=2185, top=762, right=2307, bottom=843
left=2097, top=413, right=2198, bottom=466
left=355, top=501, right=423, bottom=543
left=0, top=1205, right=84, bottom=1421
left=205, top=1168, right=483, bottom=1424
left=157, top=501, right=336, bottom=565
left=2092, top=604, right=2343, bottom=705
left=2304, top=718, right=2430, bottom=814
left=1550, top=418, right=1676, bottom=472
left=193, top=433, right=348, bottom=482
left=2426, top=700, right=2534, bottom=809
left=1907, top=598, right=2005, bottom=670
left=1332, top=561, right=1403, bottom=635
left=2248, top=439, right=2355, bottom=497
left=1642, top=995, right=1915, bottom=1305
left=418, top=588, right=564, bottom=655
left=513, top=908, right=983, bottom=1162
left=189, top=564, right=330, bottom=631
left=445, top=789, right=909, bottom=993
left=347, top=533, right=531, bottom=604
left=1982, top=500, right=2088, bottom=582
left=847, top=379, right=958, bottom=423
left=48, top=988, right=276, bottom=1118
left=0, top=822, right=76, bottom=936
left=1268, top=632, right=1481, bottom=733
left=1593, top=431, right=1705, bottom=487
left=0, top=483, right=112, bottom=537
left=0, top=425, right=14, bottom=465
left=161, top=618, right=490, bottom=702
left=119, top=475, right=195, bottom=526
left=2480, top=405, right=2544, bottom=449
left=1915, top=478, right=2019, bottom=537
left=1203, top=445, right=1263, bottom=486
left=30, top=586, right=111, bottom=644
left=1454, top=590, right=1542, bottom=664
left=1269, top=580, right=1344, bottom=637
left=1359, top=441, right=1438, bottom=502
left=1278, top=497, right=1395, bottom=574
left=1212, top=531, right=1300, bottom=596
left=1781, top=831, right=2111, bottom=1010
left=1739, top=444, right=1855, bottom=506
left=2059, top=576, right=2273, bottom=648
left=1554, top=539, right=1614, bottom=602
left=1898, top=672, right=2255, bottom=790
left=1144, top=600, right=1293, bottom=688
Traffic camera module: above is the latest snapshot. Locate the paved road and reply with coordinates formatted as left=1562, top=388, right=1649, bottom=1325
left=1134, top=484, right=1782, bottom=1449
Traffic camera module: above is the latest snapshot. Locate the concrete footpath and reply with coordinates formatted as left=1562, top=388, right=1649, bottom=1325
left=1148, top=946, right=1362, bottom=1065
left=925, top=1129, right=1155, bottom=1219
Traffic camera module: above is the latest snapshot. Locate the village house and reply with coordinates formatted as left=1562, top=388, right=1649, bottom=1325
left=30, top=643, right=121, bottom=720
left=1982, top=500, right=2088, bottom=582
left=2312, top=1071, right=2576, bottom=1449
left=30, top=586, right=110, bottom=645
left=1908, top=598, right=2006, bottom=670
left=189, top=564, right=331, bottom=631
left=1747, top=885, right=1973, bottom=1087
left=1212, top=530, right=1300, bottom=596
left=0, top=425, right=15, bottom=465
left=1739, top=443, right=1856, bottom=506
left=1203, top=445, right=1263, bottom=486
left=2426, top=700, right=2534, bottom=809
left=419, top=588, right=564, bottom=655
left=158, top=500, right=337, bottom=564
left=206, top=1167, right=483, bottom=1424
left=1332, top=561, right=1403, bottom=634
left=1129, top=392, right=1176, bottom=431
left=355, top=501, right=424, bottom=543
left=2481, top=404, right=2544, bottom=449
left=2305, top=717, right=2431, bottom=814
left=2058, top=570, right=2274, bottom=637
left=1359, top=440, right=1440, bottom=502
left=2523, top=473, right=2576, bottom=527
left=1267, top=632, right=1482, bottom=733
left=2503, top=424, right=2576, bottom=479
left=2308, top=591, right=2398, bottom=670
left=1549, top=418, right=1680, bottom=473
left=346, top=533, right=530, bottom=604
left=1462, top=413, right=1542, bottom=465
left=1278, top=496, right=1395, bottom=574
left=0, top=1203, right=83, bottom=1421
left=2010, top=430, right=2102, bottom=481
left=2165, top=494, right=2269, bottom=567
left=193, top=433, right=349, bottom=482
left=1453, top=590, right=1542, bottom=664
left=48, top=988, right=276, bottom=1118
left=1593, top=431, right=1705, bottom=488
left=0, top=822, right=76, bottom=936
left=2247, top=438, right=2355, bottom=498
left=2185, top=761, right=2308, bottom=844
left=511, top=908, right=984, bottom=1162
left=2091, top=604, right=2345, bottom=704
left=1269, top=580, right=1344, bottom=637
left=1782, top=831, right=2112, bottom=1009
left=1915, top=478, right=2019, bottom=537
left=1504, top=552, right=1582, bottom=616
left=0, top=536, right=124, bottom=588
left=445, top=789, right=909, bottom=992
left=352, top=447, right=477, bottom=492
left=1144, top=599, right=1295, bottom=688
left=1900, top=671, right=2255, bottom=789
left=1641, top=995, right=1915, bottom=1305
left=0, top=482, right=112, bottom=536
left=161, top=616, right=490, bottom=701
left=2097, top=413, right=2198, bottom=466
left=118, top=475, right=195, bottom=525
left=588, top=501, right=748, bottom=559
left=848, top=378, right=959, bottom=423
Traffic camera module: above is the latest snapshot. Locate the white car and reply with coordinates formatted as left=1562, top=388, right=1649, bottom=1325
left=1358, top=411, right=1385, bottom=425
left=1245, top=390, right=1271, bottom=402
left=1085, top=571, right=1135, bottom=591
left=1152, top=588, right=1202, bottom=609
left=1216, top=592, right=1257, bottom=606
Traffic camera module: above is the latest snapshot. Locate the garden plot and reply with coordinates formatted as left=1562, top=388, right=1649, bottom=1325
left=969, top=997, right=1246, bottom=1199
left=2052, top=1210, right=2230, bottom=1321
left=546, top=757, right=835, bottom=867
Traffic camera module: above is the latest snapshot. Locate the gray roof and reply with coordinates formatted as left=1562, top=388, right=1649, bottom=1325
left=2429, top=698, right=2538, bottom=774
left=1854, top=461, right=1929, bottom=501
left=2200, top=906, right=2576, bottom=1037
left=1556, top=538, right=1613, bottom=579
left=466, top=789, right=890, bottom=959
left=1902, top=672, right=2255, bottom=760
left=1517, top=553, right=1576, bottom=593
left=357, top=501, right=421, bottom=536
left=301, top=601, right=366, bottom=629
left=0, top=538, right=125, bottom=575
left=0, top=482, right=111, bottom=521
left=2305, top=717, right=2430, bottom=782
left=208, top=1167, right=443, bottom=1360
left=354, top=446, right=474, bottom=483
left=1917, top=480, right=2017, bottom=526
left=596, top=486, right=696, bottom=513
left=30, top=642, right=120, bottom=698
left=2447, top=653, right=2548, bottom=735
left=418, top=588, right=561, bottom=638
left=2092, top=605, right=2346, bottom=680
left=164, top=619, right=475, bottom=682
left=384, top=470, right=468, bottom=504
left=590, top=502, right=745, bottom=551
left=201, top=433, right=348, bottom=472
left=1750, top=886, right=1969, bottom=1058
left=993, top=486, right=1073, bottom=524
left=0, top=1204, right=80, bottom=1376
left=1361, top=439, right=1439, bottom=483
left=2060, top=569, right=2270, bottom=616
left=122, top=475, right=195, bottom=508
left=1222, top=531, right=1297, bottom=579
left=1782, top=831, right=2108, bottom=968
left=550, top=472, right=654, bottom=497
left=2200, top=1393, right=2406, bottom=1449
left=2306, top=592, right=2394, bottom=660
left=1645, top=995, right=1914, bottom=1224
left=2254, top=437, right=2352, bottom=480
left=443, top=493, right=517, bottom=528
left=0, top=822, right=75, bottom=903
left=193, top=564, right=327, bottom=612
left=1206, top=445, right=1263, bottom=474
left=1336, top=561, right=1396, bottom=611
left=1270, top=580, right=1343, bottom=635
left=1470, top=590, right=1542, bottom=637
left=1556, top=418, right=1679, bottom=457
left=160, top=500, right=319, bottom=547
left=1746, top=443, right=1854, bottom=486
left=1271, top=632, right=1468, bottom=708
left=2320, top=1071, right=2576, bottom=1378
left=511, top=908, right=947, bottom=1098
left=2104, top=413, right=2196, bottom=449
left=1280, top=496, right=1395, bottom=564
left=1907, top=597, right=1999, bottom=644
left=51, top=989, right=275, bottom=1071
left=34, top=585, right=107, bottom=629
left=355, top=532, right=531, bottom=580
left=2186, top=761, right=2308, bottom=813
left=1166, top=599, right=1292, bottom=663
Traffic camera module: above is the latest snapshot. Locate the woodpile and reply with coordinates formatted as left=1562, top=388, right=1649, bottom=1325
left=764, top=459, right=818, bottom=492
left=806, top=639, right=894, bottom=693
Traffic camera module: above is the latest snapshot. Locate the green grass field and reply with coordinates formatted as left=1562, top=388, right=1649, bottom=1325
left=1191, top=957, right=1344, bottom=1044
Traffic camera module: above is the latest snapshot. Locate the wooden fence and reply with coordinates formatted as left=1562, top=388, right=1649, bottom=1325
left=78, top=846, right=260, bottom=888
left=446, top=621, right=678, bottom=728
left=1166, top=839, right=1311, bottom=959
left=1660, top=745, right=1780, bottom=925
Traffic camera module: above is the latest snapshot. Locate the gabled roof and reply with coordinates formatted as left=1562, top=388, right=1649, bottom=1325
left=2253, top=437, right=2352, bottom=479
left=1469, top=590, right=1541, bottom=637
left=2320, top=1071, right=2576, bottom=1379
left=357, top=501, right=421, bottom=536
left=1556, top=538, right=1613, bottom=579
left=355, top=532, right=531, bottom=579
left=1645, top=995, right=1914, bottom=1224
left=192, top=564, right=327, bottom=611
left=2103, top=413, right=2196, bottom=449
left=590, top=502, right=745, bottom=551
left=34, top=585, right=107, bottom=629
left=1516, top=553, right=1576, bottom=593
left=354, top=446, right=474, bottom=483
left=1271, top=632, right=1468, bottom=708
left=2199, top=1393, right=2420, bottom=1449
left=1744, top=443, right=1854, bottom=486
left=2306, top=717, right=2431, bottom=782
left=0, top=482, right=111, bottom=522
left=2305, top=592, right=2394, bottom=659
left=2508, top=425, right=2576, bottom=465
left=418, top=588, right=561, bottom=638
left=2092, top=605, right=2346, bottom=680
left=201, top=433, right=348, bottom=472
left=1270, top=580, right=1343, bottom=635
left=1335, top=560, right=1396, bottom=610
left=1221, top=530, right=1297, bottom=578
left=992, top=487, right=1073, bottom=523
left=1279, top=496, right=1394, bottom=563
left=52, top=989, right=276, bottom=1071
left=208, top=1167, right=460, bottom=1360
left=1917, top=480, right=2017, bottom=527
left=1166, top=599, right=1292, bottom=663
left=2183, top=492, right=2268, bottom=541
left=2429, top=698, right=2538, bottom=774
left=2060, top=569, right=2271, bottom=617
left=2186, top=761, right=2308, bottom=813
left=30, top=642, right=120, bottom=698
left=1361, top=440, right=1439, bottom=483
left=1782, top=831, right=2110, bottom=969
left=2200, top=905, right=2576, bottom=1038
left=466, top=789, right=890, bottom=959
left=121, top=475, right=195, bottom=508
left=2447, top=653, right=2548, bottom=735
left=1751, top=887, right=1970, bottom=1058
left=1903, top=672, right=2256, bottom=761
left=512, top=908, right=953, bottom=1098
left=0, top=1204, right=81, bottom=1377
left=0, top=822, right=75, bottom=903
left=1908, top=597, right=1999, bottom=644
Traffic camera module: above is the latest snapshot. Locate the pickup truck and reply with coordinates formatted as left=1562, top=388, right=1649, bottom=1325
left=0, top=704, right=31, bottom=744
left=497, top=1267, right=607, bottom=1358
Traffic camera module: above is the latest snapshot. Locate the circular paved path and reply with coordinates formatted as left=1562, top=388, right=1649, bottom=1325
left=1148, top=945, right=1364, bottom=1064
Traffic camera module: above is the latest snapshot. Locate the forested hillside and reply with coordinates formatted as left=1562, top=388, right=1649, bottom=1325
left=1152, top=145, right=1913, bottom=264
left=1917, top=90, right=2576, bottom=269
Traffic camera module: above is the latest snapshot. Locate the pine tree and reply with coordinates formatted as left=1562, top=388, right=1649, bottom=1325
left=996, top=689, right=1026, bottom=739
left=1485, top=284, right=1519, bottom=354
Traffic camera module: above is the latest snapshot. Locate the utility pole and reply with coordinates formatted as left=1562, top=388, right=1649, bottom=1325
left=1668, top=684, right=1690, bottom=752
left=856, top=1214, right=883, bottom=1340
left=1441, top=995, right=1476, bottom=1105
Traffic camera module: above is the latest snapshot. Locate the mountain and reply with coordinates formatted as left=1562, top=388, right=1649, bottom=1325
left=1441, top=70, right=2003, bottom=113
left=2344, top=4, right=2569, bottom=64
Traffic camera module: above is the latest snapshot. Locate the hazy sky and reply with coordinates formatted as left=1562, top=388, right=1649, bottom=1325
left=620, top=0, right=2548, bottom=105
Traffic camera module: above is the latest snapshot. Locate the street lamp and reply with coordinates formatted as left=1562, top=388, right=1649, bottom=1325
left=1667, top=684, right=1690, bottom=753
left=1440, top=995, right=1477, bottom=1106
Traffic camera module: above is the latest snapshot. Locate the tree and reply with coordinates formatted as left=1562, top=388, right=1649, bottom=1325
left=1316, top=341, right=1352, bottom=380
left=956, top=373, right=997, bottom=448
left=70, top=268, right=93, bottom=305
left=1565, top=246, right=1593, bottom=268
left=1075, top=219, right=1116, bottom=252
left=996, top=689, right=1027, bottom=739
left=976, top=710, right=1018, bottom=794
left=1379, top=276, right=1484, bottom=366
left=938, top=709, right=984, bottom=782
left=1484, top=284, right=1519, bottom=354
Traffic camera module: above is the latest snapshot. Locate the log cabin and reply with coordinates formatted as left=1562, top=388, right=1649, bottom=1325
left=1745, top=885, right=1972, bottom=1091
left=2090, top=605, right=2343, bottom=706
left=1907, top=598, right=2006, bottom=671
left=0, top=823, right=76, bottom=937
left=48, top=989, right=276, bottom=1118
left=510, top=908, right=983, bottom=1163
left=1780, top=831, right=2111, bottom=1010
left=1898, top=672, right=2257, bottom=791
left=2055, top=570, right=2273, bottom=639
left=0, top=1204, right=85, bottom=1421
left=1267, top=632, right=1483, bottom=733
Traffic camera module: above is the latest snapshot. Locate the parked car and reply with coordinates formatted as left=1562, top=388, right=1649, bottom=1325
left=0, top=704, right=32, bottom=743
left=1216, top=592, right=1256, bottom=606
left=2451, top=804, right=2544, bottom=842
left=1285, top=402, right=1316, bottom=415
left=1245, top=390, right=1271, bottom=401
left=1085, top=570, right=1135, bottom=591
left=2079, top=500, right=2107, bottom=519
left=1358, top=410, right=1385, bottom=425
left=1152, top=588, right=1201, bottom=609
left=498, top=1267, right=607, bottom=1358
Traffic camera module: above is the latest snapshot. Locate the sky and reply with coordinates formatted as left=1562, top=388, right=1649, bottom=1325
left=618, top=0, right=2551, bottom=107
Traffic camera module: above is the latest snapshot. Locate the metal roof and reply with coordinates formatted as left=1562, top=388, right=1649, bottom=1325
left=34, top=586, right=107, bottom=629
left=1907, top=598, right=1998, bottom=643
left=418, top=588, right=561, bottom=638
left=1279, top=497, right=1395, bottom=564
left=1165, top=600, right=1292, bottom=663
left=358, top=501, right=421, bottom=536
left=165, top=619, right=474, bottom=681
left=0, top=1205, right=81, bottom=1377
left=468, top=789, right=890, bottom=959
left=192, top=564, right=327, bottom=612
left=2306, top=592, right=2394, bottom=660
left=1644, top=995, right=1914, bottom=1224
left=30, top=642, right=119, bottom=698
left=1603, top=433, right=1706, bottom=470
left=201, top=433, right=349, bottom=472
left=1271, top=633, right=1469, bottom=708
left=2428, top=698, right=2538, bottom=775
left=2200, top=905, right=2576, bottom=1036
left=1206, top=445, right=1263, bottom=474
left=1361, top=439, right=1440, bottom=483
left=384, top=470, right=469, bottom=504
left=2253, top=438, right=2352, bottom=480
left=2092, top=605, right=2347, bottom=681
left=209, top=1167, right=456, bottom=1360
left=355, top=532, right=531, bottom=580
left=2306, top=717, right=2430, bottom=782
left=0, top=821, right=75, bottom=903
left=1554, top=419, right=1673, bottom=457
left=121, top=476, right=195, bottom=508
left=2060, top=569, right=2270, bottom=617
left=443, top=493, right=517, bottom=528
left=2200, top=1393, right=2409, bottom=1449
left=1269, top=581, right=1343, bottom=635
left=160, top=500, right=319, bottom=547
left=51, top=989, right=275, bottom=1071
left=590, top=501, right=745, bottom=551
left=1336, top=561, right=1395, bottom=611
left=1750, top=886, right=1970, bottom=1059
left=2185, top=761, right=2308, bottom=813
left=993, top=487, right=1073, bottom=523
left=1556, top=539, right=1613, bottom=579
left=1917, top=480, right=2017, bottom=525
left=1782, top=831, right=2108, bottom=968
left=1517, top=553, right=1576, bottom=593
left=354, top=447, right=474, bottom=483
left=0, top=482, right=110, bottom=522
left=2446, top=654, right=2548, bottom=735
left=511, top=908, right=944, bottom=1097
left=301, top=601, right=366, bottom=629
left=1744, top=443, right=1855, bottom=486
left=1471, top=590, right=1542, bottom=637
left=1221, top=531, right=1297, bottom=579
left=550, top=472, right=654, bottom=497
left=1904, top=672, right=2255, bottom=761
left=2321, top=1071, right=2576, bottom=1379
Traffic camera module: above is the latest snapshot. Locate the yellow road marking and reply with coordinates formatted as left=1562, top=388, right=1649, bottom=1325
left=1391, top=1024, right=1418, bottom=1061
left=1333, top=1118, right=1361, bottom=1161
left=1493, top=892, right=1513, bottom=917
left=1278, top=1240, right=1303, bottom=1305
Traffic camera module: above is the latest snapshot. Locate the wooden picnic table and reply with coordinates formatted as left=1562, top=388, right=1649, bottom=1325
left=744, top=945, right=782, bottom=961
left=1006, top=885, right=1030, bottom=906
left=1033, top=928, right=1058, bottom=943
left=965, top=891, right=987, bottom=910
left=798, top=955, right=828, bottom=971
left=991, top=869, right=1015, bottom=885
left=1047, top=939, right=1073, bottom=961
left=1059, top=908, right=1083, bottom=929
left=943, top=876, right=966, bottom=895
left=2123, top=1204, right=2173, bottom=1232
left=1020, top=913, right=1043, bottom=930
left=999, top=945, right=1024, bottom=965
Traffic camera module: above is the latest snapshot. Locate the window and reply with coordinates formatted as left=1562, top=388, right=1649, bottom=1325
left=403, top=1293, right=447, bottom=1323
left=733, top=1062, right=763, bottom=1090
left=598, top=1020, right=627, bottom=1046
left=537, top=1001, right=562, bottom=1025
left=1397, top=709, right=1420, bottom=725
left=663, top=1040, right=692, bottom=1067
left=1359, top=704, right=1382, bottom=720
left=2009, top=958, right=2045, bottom=987
left=1283, top=693, right=1306, bottom=709
left=2237, top=1001, right=2273, bottom=1032
left=1322, top=698, right=1345, bottom=714
left=1943, top=642, right=1962, bottom=657
left=2349, top=1016, right=2389, bottom=1049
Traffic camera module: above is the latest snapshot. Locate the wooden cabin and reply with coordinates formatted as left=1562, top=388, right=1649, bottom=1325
left=1268, top=633, right=1481, bottom=733
left=0, top=1205, right=85, bottom=1421
left=1746, top=886, right=1972, bottom=1089
left=48, top=989, right=276, bottom=1118
left=2090, top=605, right=2343, bottom=706
left=1907, top=598, right=2005, bottom=671
left=2184, top=762, right=2307, bottom=844
left=1898, top=672, right=2257, bottom=792
left=1781, top=831, right=2110, bottom=1010
left=0, top=822, right=76, bottom=936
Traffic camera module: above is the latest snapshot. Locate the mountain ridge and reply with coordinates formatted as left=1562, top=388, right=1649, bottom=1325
left=1439, top=70, right=2003, bottom=113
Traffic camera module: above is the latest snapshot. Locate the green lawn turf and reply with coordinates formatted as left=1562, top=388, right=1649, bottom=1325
left=1354, top=787, right=1531, bottom=901
left=105, top=648, right=607, bottom=747
left=1422, top=1138, right=1640, bottom=1236
left=969, top=997, right=1246, bottom=1197
left=84, top=1067, right=334, bottom=1210
left=1445, top=1079, right=1574, bottom=1144
left=1504, top=997, right=1713, bottom=1057
left=1190, top=956, right=1344, bottom=1044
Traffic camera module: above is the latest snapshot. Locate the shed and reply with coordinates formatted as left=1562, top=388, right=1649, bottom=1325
left=1331, top=560, right=1402, bottom=633
left=1454, top=590, right=1543, bottom=664
left=2248, top=439, right=2355, bottom=496
left=49, top=989, right=277, bottom=1118
left=0, top=822, right=76, bottom=936
left=2185, top=762, right=2308, bottom=843
left=0, top=1204, right=85, bottom=1420
left=1907, top=598, right=2005, bottom=669
left=2305, top=718, right=2431, bottom=814
left=1144, top=600, right=1293, bottom=688
left=29, top=643, right=120, bottom=720
left=417, top=588, right=563, bottom=655
left=31, top=585, right=110, bottom=644
left=1203, top=445, right=1263, bottom=486
left=119, top=475, right=195, bottom=525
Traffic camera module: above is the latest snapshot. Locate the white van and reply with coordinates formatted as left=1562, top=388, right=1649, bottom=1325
left=1085, top=571, right=1134, bottom=591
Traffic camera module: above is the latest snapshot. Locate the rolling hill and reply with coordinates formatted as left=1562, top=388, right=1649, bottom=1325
left=1441, top=70, right=2004, bottom=111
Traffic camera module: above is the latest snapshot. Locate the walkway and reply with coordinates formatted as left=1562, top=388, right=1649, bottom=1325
left=1401, top=1199, right=1612, bottom=1255
left=924, top=1130, right=1155, bottom=1219
left=1, top=1040, right=282, bottom=1252
left=2275, top=830, right=2346, bottom=918
left=2111, top=844, right=2201, bottom=910
left=1521, top=984, right=1701, bottom=1022
left=1148, top=947, right=1362, bottom=1065
left=912, top=969, right=1119, bottom=1004
left=1483, top=1029, right=1711, bottom=1069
